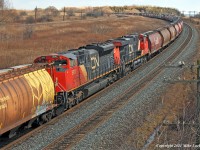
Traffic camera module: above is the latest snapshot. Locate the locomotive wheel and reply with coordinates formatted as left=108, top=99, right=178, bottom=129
left=143, top=57, right=147, bottom=63
left=55, top=105, right=65, bottom=116
left=69, top=103, right=72, bottom=109
left=46, top=112, right=53, bottom=122
left=76, top=98, right=80, bottom=104
left=38, top=119, right=44, bottom=126
left=65, top=103, right=69, bottom=110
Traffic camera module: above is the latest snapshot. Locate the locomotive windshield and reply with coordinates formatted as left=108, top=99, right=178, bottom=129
left=53, top=60, right=67, bottom=66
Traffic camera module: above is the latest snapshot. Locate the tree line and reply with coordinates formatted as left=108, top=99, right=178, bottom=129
left=0, top=0, right=183, bottom=24
left=110, top=5, right=181, bottom=15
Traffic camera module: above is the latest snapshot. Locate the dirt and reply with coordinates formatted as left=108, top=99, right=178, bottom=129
left=0, top=15, right=167, bottom=68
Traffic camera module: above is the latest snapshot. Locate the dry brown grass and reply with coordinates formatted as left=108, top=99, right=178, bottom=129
left=123, top=70, right=196, bottom=149
left=0, top=15, right=166, bottom=68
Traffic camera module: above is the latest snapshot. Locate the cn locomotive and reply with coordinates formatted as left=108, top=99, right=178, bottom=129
left=0, top=13, right=183, bottom=138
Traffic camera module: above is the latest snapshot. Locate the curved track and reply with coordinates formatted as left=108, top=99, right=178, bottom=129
left=1, top=23, right=193, bottom=150
left=42, top=23, right=193, bottom=150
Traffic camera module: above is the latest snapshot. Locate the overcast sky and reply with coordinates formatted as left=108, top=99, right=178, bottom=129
left=11, top=0, right=199, bottom=13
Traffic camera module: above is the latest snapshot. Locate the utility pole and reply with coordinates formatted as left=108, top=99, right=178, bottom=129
left=0, top=0, right=4, bottom=18
left=188, top=11, right=192, bottom=22
left=0, top=0, right=4, bottom=10
left=182, top=11, right=185, bottom=16
left=35, top=6, right=37, bottom=23
left=81, top=9, right=83, bottom=19
left=63, top=7, right=66, bottom=21
left=189, top=11, right=191, bottom=17
left=196, top=60, right=200, bottom=148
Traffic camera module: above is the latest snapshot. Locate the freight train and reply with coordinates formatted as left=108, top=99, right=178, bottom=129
left=0, top=13, right=183, bottom=138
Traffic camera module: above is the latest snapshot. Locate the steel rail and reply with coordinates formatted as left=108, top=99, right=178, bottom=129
left=40, top=24, right=193, bottom=150
left=1, top=23, right=192, bottom=150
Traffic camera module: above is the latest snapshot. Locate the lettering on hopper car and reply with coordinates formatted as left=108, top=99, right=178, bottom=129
left=0, top=96, right=9, bottom=110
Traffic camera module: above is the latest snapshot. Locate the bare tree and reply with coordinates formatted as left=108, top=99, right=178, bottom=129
left=0, top=0, right=12, bottom=24
left=66, top=8, right=75, bottom=17
left=45, top=6, right=59, bottom=17
left=0, top=0, right=4, bottom=9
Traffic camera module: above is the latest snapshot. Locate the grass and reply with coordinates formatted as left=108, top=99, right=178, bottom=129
left=123, top=72, right=196, bottom=149
left=0, top=15, right=167, bottom=68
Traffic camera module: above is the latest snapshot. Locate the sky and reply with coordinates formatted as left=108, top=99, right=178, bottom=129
left=10, top=0, right=199, bottom=13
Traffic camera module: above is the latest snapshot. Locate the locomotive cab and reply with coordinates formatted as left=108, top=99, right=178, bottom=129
left=34, top=54, right=71, bottom=69
left=34, top=53, right=87, bottom=93
left=139, top=34, right=149, bottom=55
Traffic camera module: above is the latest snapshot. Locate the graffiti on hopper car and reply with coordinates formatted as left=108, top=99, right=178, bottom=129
left=0, top=96, right=9, bottom=110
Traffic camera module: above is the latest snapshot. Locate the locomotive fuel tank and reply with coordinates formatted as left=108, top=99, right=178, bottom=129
left=0, top=66, right=55, bottom=136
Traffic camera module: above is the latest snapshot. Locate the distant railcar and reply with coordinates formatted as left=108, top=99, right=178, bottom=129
left=157, top=27, right=171, bottom=47
left=139, top=31, right=163, bottom=56
left=168, top=25, right=177, bottom=41
left=174, top=23, right=181, bottom=36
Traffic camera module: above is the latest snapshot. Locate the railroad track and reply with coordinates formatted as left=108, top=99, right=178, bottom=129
left=1, top=23, right=192, bottom=150
left=41, top=23, right=192, bottom=150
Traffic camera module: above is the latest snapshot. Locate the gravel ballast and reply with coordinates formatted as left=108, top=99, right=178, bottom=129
left=72, top=24, right=199, bottom=150
left=10, top=24, right=198, bottom=150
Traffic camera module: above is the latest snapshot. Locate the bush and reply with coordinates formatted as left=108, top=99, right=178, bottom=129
left=23, top=25, right=34, bottom=39
left=37, top=15, right=53, bottom=22
left=25, top=16, right=35, bottom=24
left=13, top=15, right=21, bottom=22
left=45, top=6, right=60, bottom=17
left=86, top=9, right=104, bottom=18
left=67, top=9, right=75, bottom=17
left=20, top=11, right=28, bottom=16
